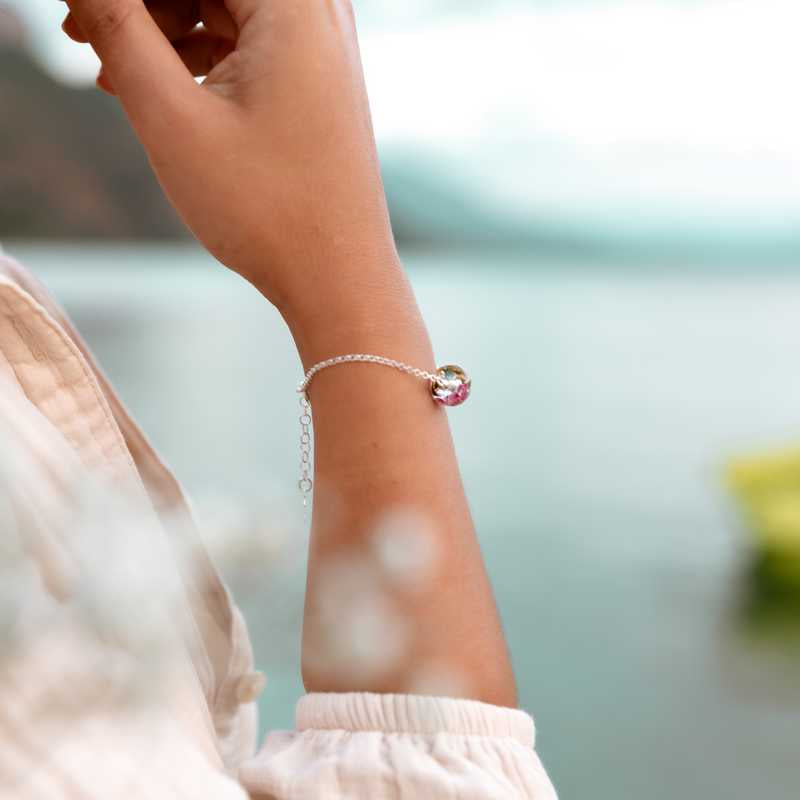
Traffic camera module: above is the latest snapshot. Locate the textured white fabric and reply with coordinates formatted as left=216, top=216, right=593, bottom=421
left=0, top=255, right=260, bottom=794
left=241, top=693, right=556, bottom=799
left=297, top=692, right=536, bottom=743
left=0, top=255, right=261, bottom=774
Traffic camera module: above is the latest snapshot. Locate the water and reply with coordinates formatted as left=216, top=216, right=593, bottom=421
left=9, top=243, right=800, bottom=799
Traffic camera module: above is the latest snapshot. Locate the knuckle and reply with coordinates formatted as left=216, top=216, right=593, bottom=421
left=82, top=1, right=136, bottom=44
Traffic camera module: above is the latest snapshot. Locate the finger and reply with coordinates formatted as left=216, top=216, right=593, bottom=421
left=216, top=0, right=259, bottom=28
left=62, top=12, right=88, bottom=43
left=65, top=0, right=204, bottom=138
left=145, top=0, right=201, bottom=43
left=66, top=3, right=236, bottom=51
left=95, top=32, right=234, bottom=94
left=173, top=30, right=235, bottom=78
left=145, top=0, right=237, bottom=46
left=199, top=0, right=238, bottom=41
left=63, top=4, right=193, bottom=46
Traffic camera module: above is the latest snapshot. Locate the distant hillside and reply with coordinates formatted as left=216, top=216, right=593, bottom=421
left=0, top=44, right=186, bottom=240
left=0, top=32, right=519, bottom=250
left=0, top=42, right=463, bottom=247
left=0, top=23, right=639, bottom=258
left=0, top=15, right=595, bottom=252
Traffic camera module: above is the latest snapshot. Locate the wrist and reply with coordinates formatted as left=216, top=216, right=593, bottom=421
left=274, top=259, right=434, bottom=371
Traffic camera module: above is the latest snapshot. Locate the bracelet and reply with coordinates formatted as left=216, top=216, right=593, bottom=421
left=296, top=355, right=472, bottom=503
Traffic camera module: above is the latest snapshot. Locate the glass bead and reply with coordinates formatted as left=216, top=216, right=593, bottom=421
left=431, top=365, right=471, bottom=407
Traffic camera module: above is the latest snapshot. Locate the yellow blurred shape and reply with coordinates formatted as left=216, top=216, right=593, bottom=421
left=727, top=447, right=800, bottom=561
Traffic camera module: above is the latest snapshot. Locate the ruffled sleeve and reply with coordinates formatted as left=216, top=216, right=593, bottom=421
left=239, top=693, right=558, bottom=799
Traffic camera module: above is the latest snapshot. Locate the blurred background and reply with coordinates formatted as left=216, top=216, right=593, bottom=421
left=2, top=1, right=800, bottom=797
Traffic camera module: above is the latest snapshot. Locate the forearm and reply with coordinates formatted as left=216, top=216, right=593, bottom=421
left=59, top=0, right=517, bottom=708
left=280, top=262, right=517, bottom=707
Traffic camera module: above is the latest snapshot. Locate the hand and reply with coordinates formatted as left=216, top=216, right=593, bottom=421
left=62, top=0, right=401, bottom=329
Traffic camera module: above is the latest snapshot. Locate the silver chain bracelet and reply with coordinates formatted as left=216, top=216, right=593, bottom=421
left=296, top=355, right=471, bottom=505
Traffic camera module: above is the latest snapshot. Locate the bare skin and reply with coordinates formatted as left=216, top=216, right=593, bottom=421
left=63, top=0, right=517, bottom=706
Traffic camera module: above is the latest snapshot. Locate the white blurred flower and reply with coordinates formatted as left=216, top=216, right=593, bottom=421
left=407, top=663, right=468, bottom=700
left=192, top=492, right=293, bottom=584
left=371, top=508, right=440, bottom=593
left=304, top=558, right=411, bottom=684
left=0, top=434, right=189, bottom=698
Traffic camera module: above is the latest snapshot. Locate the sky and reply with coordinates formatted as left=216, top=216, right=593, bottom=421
left=8, top=0, right=800, bottom=246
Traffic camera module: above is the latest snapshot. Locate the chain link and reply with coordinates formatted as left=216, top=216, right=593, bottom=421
left=295, top=354, right=445, bottom=503
left=298, top=394, right=313, bottom=506
left=297, top=354, right=443, bottom=395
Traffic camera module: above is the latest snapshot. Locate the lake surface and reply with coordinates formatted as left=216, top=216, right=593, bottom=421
left=8, top=243, right=800, bottom=799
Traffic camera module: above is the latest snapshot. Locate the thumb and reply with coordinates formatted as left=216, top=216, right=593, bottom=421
left=65, top=0, right=204, bottom=141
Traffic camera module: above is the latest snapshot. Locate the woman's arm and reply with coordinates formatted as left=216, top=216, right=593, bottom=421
left=63, top=0, right=516, bottom=706
left=294, top=280, right=515, bottom=704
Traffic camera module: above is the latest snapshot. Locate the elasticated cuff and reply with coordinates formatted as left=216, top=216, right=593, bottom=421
left=296, top=692, right=536, bottom=746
